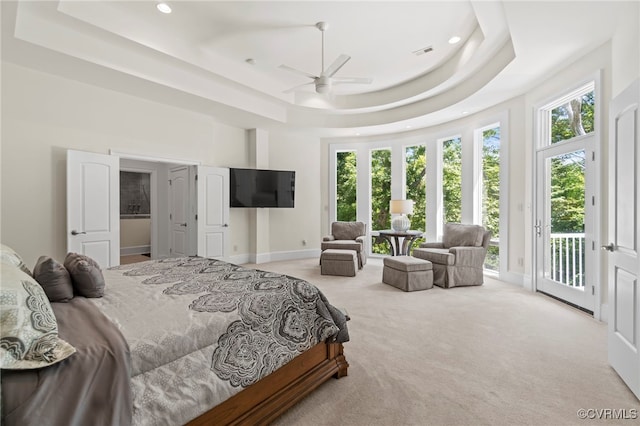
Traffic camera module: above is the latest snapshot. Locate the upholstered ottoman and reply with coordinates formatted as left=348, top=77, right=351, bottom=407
left=321, top=249, right=358, bottom=277
left=382, top=256, right=433, bottom=291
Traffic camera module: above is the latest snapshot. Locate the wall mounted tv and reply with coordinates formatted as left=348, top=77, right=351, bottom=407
left=230, top=168, right=295, bottom=208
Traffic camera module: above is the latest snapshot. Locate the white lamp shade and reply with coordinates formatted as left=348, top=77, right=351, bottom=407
left=390, top=199, right=414, bottom=214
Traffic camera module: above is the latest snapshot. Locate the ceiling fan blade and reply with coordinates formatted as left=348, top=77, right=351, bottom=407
left=332, top=77, right=373, bottom=84
left=283, top=81, right=314, bottom=94
left=323, top=54, right=350, bottom=78
left=278, top=64, right=318, bottom=80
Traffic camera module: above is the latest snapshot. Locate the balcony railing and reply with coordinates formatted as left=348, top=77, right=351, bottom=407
left=549, top=233, right=585, bottom=288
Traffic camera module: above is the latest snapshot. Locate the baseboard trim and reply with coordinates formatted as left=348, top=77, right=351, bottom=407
left=498, top=271, right=525, bottom=287
left=230, top=249, right=321, bottom=265
left=121, top=245, right=151, bottom=256
left=599, top=303, right=608, bottom=323
left=269, top=249, right=321, bottom=263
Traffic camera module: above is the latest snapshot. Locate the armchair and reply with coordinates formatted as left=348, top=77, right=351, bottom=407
left=321, top=221, right=367, bottom=269
left=412, top=223, right=491, bottom=288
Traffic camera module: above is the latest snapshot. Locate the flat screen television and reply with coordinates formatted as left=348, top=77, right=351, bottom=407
left=230, top=168, right=295, bottom=208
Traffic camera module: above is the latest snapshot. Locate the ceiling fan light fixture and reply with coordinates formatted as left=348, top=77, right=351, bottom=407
left=315, top=76, right=332, bottom=94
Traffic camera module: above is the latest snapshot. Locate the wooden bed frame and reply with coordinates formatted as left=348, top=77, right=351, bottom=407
left=187, top=341, right=348, bottom=425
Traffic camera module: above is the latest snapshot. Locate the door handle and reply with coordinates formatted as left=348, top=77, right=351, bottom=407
left=223, top=224, right=229, bottom=227
left=601, top=243, right=615, bottom=252
left=179, top=223, right=187, bottom=227
left=70, top=230, right=86, bottom=236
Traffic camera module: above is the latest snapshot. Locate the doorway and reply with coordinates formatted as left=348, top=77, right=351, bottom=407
left=533, top=82, right=598, bottom=313
left=118, top=158, right=196, bottom=264
left=120, top=170, right=152, bottom=264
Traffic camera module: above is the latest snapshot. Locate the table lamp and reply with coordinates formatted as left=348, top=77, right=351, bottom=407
left=390, top=199, right=414, bottom=232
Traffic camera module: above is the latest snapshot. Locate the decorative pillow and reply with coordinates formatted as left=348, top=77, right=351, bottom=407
left=443, top=223, right=485, bottom=248
left=33, top=256, right=74, bottom=303
left=0, top=243, right=32, bottom=276
left=0, top=263, right=76, bottom=369
left=332, top=222, right=365, bottom=241
left=64, top=253, right=105, bottom=298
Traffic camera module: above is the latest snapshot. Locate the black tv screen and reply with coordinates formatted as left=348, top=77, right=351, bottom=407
left=230, top=168, right=295, bottom=208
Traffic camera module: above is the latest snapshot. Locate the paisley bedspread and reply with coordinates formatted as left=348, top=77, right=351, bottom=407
left=92, top=257, right=348, bottom=426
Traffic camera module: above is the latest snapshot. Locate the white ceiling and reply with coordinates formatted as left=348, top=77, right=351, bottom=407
left=1, top=1, right=633, bottom=137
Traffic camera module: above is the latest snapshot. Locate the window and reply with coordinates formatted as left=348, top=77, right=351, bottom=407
left=336, top=151, right=357, bottom=221
left=480, top=125, right=500, bottom=271
left=548, top=84, right=595, bottom=145
left=405, top=145, right=426, bottom=250
left=442, top=137, right=462, bottom=225
left=370, top=149, right=391, bottom=254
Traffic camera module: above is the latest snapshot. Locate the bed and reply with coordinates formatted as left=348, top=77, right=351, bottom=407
left=1, top=251, right=349, bottom=425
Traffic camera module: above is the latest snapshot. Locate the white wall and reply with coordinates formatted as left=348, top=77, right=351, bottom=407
left=268, top=128, right=323, bottom=259
left=0, top=62, right=248, bottom=267
left=610, top=1, right=640, bottom=95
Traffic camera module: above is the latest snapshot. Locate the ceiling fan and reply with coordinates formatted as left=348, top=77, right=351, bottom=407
left=279, top=21, right=372, bottom=94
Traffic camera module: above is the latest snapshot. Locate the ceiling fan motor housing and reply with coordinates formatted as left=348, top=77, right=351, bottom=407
left=315, top=76, right=332, bottom=93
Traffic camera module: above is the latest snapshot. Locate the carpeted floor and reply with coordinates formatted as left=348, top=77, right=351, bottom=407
left=245, top=257, right=640, bottom=426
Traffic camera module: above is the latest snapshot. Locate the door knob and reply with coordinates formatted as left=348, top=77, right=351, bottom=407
left=70, top=230, right=86, bottom=236
left=179, top=223, right=187, bottom=227
left=223, top=224, right=229, bottom=227
left=601, top=243, right=615, bottom=252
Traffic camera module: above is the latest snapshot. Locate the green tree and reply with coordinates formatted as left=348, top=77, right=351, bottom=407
left=371, top=149, right=391, bottom=254
left=551, top=91, right=594, bottom=143
left=443, top=138, right=462, bottom=224
left=406, top=145, right=426, bottom=250
left=548, top=91, right=592, bottom=232
left=550, top=152, right=585, bottom=233
left=482, top=128, right=501, bottom=271
left=336, top=151, right=357, bottom=221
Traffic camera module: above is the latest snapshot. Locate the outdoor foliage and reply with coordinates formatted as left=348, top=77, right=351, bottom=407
left=443, top=138, right=462, bottom=224
left=546, top=91, right=593, bottom=286
left=405, top=145, right=426, bottom=251
left=371, top=149, right=391, bottom=253
left=336, top=151, right=357, bottom=222
left=482, top=128, right=501, bottom=271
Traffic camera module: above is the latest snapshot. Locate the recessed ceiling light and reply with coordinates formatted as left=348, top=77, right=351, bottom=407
left=462, top=111, right=469, bottom=115
left=406, top=125, right=412, bottom=129
left=156, top=2, right=172, bottom=14
left=448, top=36, right=461, bottom=44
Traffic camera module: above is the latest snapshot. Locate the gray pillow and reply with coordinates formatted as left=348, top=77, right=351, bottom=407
left=64, top=253, right=105, bottom=298
left=33, top=256, right=74, bottom=302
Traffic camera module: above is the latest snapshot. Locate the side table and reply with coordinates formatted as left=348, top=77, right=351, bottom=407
left=375, top=230, right=424, bottom=256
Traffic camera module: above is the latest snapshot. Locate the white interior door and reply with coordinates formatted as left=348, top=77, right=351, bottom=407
left=197, top=166, right=229, bottom=259
left=67, top=150, right=120, bottom=268
left=607, top=79, right=640, bottom=399
left=169, top=167, right=190, bottom=258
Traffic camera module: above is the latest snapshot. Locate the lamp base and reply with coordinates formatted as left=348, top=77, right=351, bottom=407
left=391, top=215, right=410, bottom=232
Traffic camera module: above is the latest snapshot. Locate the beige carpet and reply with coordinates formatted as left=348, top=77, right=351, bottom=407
left=244, top=257, right=640, bottom=426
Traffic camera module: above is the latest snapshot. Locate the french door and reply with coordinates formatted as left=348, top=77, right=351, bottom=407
left=535, top=135, right=596, bottom=312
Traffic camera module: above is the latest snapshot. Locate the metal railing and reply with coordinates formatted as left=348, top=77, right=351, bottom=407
left=549, top=233, right=585, bottom=287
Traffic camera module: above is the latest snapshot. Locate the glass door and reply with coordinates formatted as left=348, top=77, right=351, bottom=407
left=535, top=139, right=594, bottom=311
